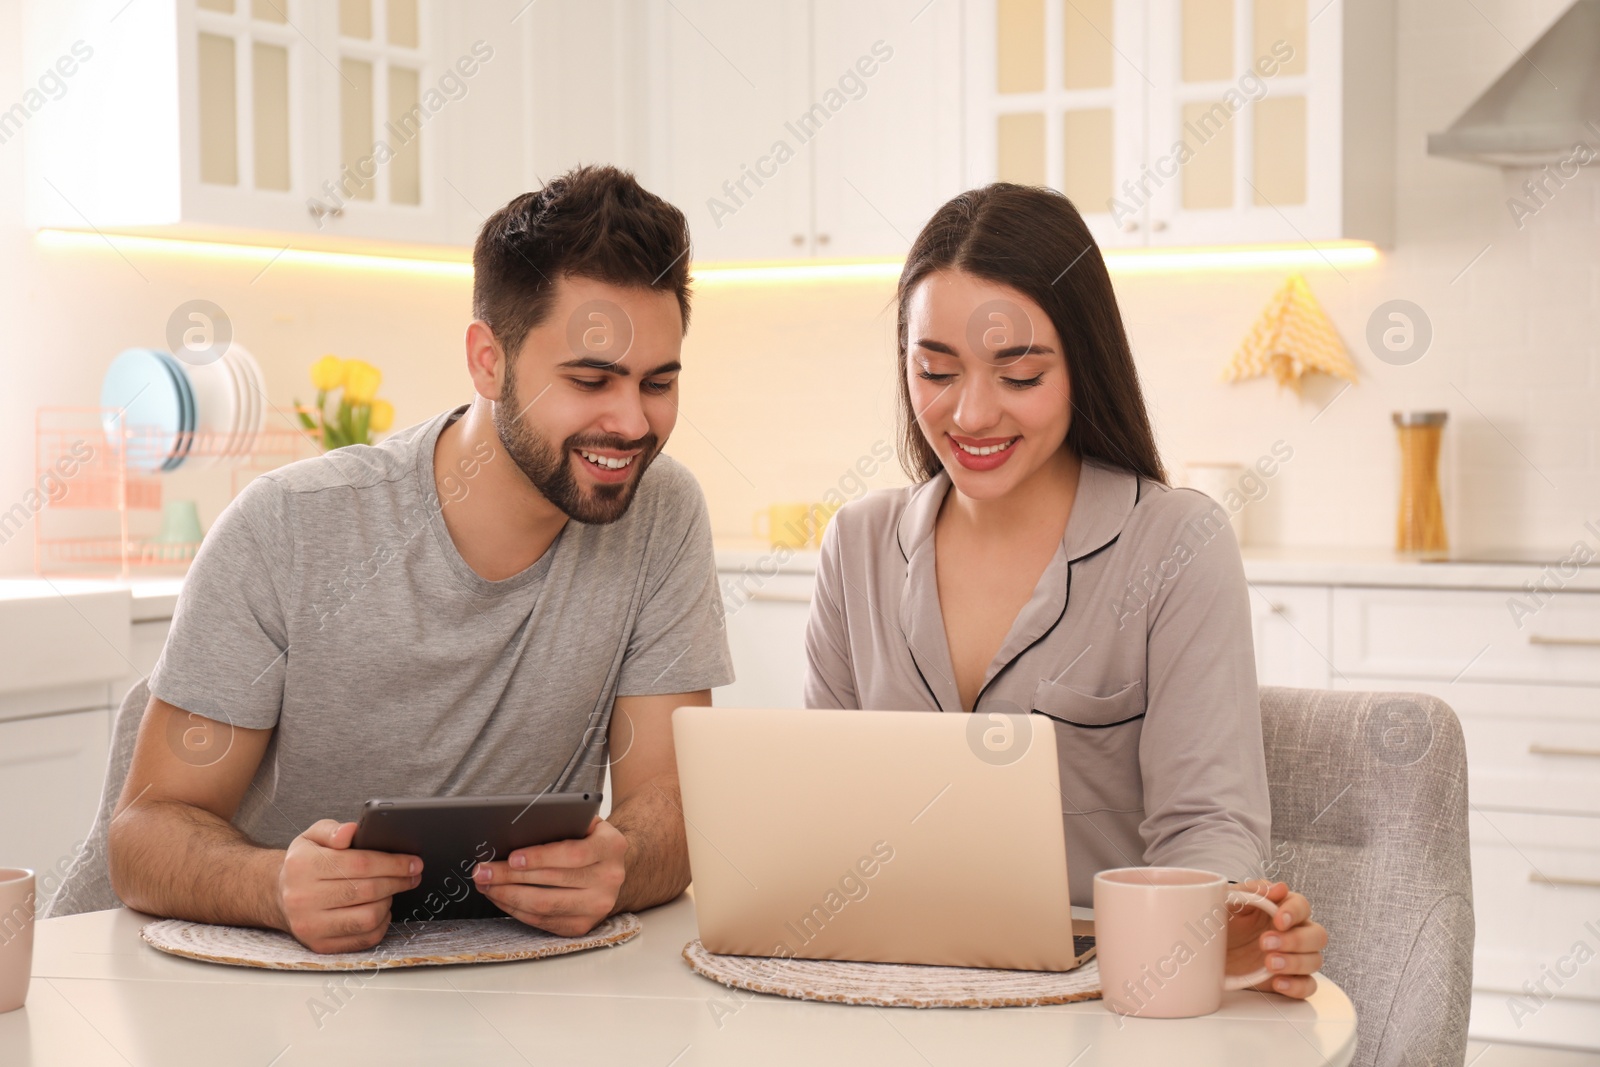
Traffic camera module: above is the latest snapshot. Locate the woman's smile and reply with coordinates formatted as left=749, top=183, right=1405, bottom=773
left=947, top=432, right=1021, bottom=470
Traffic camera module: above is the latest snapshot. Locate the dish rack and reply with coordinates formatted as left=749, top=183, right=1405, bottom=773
left=33, top=406, right=320, bottom=579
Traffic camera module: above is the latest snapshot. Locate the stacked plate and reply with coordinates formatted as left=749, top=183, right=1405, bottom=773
left=100, top=344, right=267, bottom=473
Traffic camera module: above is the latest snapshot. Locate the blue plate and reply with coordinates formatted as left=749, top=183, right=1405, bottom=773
left=155, top=351, right=197, bottom=471
left=100, top=348, right=184, bottom=474
left=149, top=351, right=191, bottom=472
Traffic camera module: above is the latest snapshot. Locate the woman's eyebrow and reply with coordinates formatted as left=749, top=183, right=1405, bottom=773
left=913, top=338, right=1057, bottom=359
left=991, top=343, right=1056, bottom=359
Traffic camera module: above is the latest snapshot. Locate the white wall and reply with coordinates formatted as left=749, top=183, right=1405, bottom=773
left=1, top=0, right=1595, bottom=577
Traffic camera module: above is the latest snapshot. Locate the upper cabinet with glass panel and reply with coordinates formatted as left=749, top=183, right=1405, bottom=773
left=24, top=0, right=481, bottom=246
left=966, top=0, right=1395, bottom=248
left=181, top=0, right=316, bottom=233
left=328, top=0, right=426, bottom=213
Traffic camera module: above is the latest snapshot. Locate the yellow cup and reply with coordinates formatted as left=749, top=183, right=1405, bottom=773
left=809, top=500, right=842, bottom=548
left=754, top=503, right=817, bottom=550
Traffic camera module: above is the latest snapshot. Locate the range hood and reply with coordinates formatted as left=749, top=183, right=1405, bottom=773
left=1428, top=0, right=1600, bottom=166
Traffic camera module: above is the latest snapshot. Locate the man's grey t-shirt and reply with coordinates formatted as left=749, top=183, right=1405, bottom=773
left=149, top=406, right=734, bottom=849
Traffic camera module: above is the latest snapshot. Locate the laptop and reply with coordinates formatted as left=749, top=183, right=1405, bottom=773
left=672, top=706, right=1096, bottom=972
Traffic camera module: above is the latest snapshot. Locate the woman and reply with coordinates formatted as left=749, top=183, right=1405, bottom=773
left=803, top=184, right=1328, bottom=998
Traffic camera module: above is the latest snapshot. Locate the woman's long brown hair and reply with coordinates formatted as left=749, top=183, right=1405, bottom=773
left=895, top=183, right=1168, bottom=486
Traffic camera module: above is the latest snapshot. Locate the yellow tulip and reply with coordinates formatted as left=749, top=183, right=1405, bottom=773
left=310, top=354, right=346, bottom=392
left=369, top=398, right=395, bottom=434
left=342, top=360, right=383, bottom=404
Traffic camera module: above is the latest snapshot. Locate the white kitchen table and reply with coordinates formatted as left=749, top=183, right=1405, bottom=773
left=3, top=894, right=1357, bottom=1065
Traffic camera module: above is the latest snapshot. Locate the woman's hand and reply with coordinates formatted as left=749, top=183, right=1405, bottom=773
left=1225, top=879, right=1327, bottom=999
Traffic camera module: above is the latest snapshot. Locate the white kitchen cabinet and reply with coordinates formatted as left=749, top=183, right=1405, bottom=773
left=0, top=586, right=129, bottom=889
left=1246, top=582, right=1331, bottom=688
left=0, top=709, right=111, bottom=884
left=0, top=589, right=130, bottom=699
left=646, top=0, right=965, bottom=262
left=964, top=0, right=1395, bottom=248
left=964, top=0, right=1147, bottom=249
left=646, top=1, right=814, bottom=263
left=115, top=620, right=170, bottom=711
left=714, top=571, right=814, bottom=708
left=176, top=0, right=323, bottom=234
left=25, top=0, right=512, bottom=246
left=1466, top=809, right=1600, bottom=1004
left=806, top=0, right=965, bottom=258
left=1331, top=586, right=1600, bottom=686
left=300, top=0, right=461, bottom=244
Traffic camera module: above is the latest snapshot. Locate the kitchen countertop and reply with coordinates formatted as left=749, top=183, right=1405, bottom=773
left=716, top=541, right=1600, bottom=593
left=3, top=542, right=1595, bottom=628
left=1235, top=546, right=1600, bottom=591
left=7, top=893, right=1358, bottom=1066
left=0, top=578, right=182, bottom=623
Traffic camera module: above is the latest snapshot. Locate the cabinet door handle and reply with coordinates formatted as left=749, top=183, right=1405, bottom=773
left=1266, top=603, right=1287, bottom=615
left=1528, top=743, right=1600, bottom=759
left=791, top=234, right=805, bottom=246
left=1530, top=872, right=1600, bottom=890
left=308, top=202, right=344, bottom=221
left=1528, top=634, right=1600, bottom=648
left=1120, top=221, right=1139, bottom=233
left=816, top=234, right=830, bottom=246
left=1151, top=220, right=1168, bottom=232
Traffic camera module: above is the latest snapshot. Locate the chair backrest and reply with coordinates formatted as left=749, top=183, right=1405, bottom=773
left=1258, top=686, right=1473, bottom=1067
left=41, top=678, right=150, bottom=918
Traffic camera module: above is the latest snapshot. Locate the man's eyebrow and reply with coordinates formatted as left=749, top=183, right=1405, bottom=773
left=556, top=358, right=683, bottom=377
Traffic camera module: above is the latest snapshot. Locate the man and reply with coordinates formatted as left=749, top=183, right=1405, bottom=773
left=108, top=166, right=733, bottom=953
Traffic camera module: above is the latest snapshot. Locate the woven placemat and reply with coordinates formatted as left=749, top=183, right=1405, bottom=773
left=141, top=913, right=640, bottom=971
left=682, top=940, right=1102, bottom=1009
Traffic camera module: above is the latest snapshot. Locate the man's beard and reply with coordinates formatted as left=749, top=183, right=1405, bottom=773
left=492, top=364, right=659, bottom=525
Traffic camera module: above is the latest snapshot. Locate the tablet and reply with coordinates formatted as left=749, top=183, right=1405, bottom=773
left=352, top=792, right=602, bottom=923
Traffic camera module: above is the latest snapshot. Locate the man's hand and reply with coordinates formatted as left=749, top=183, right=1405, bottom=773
left=1225, top=879, right=1328, bottom=999
left=277, top=819, right=422, bottom=954
left=470, top=816, right=628, bottom=937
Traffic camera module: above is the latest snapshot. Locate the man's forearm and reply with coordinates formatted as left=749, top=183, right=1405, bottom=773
left=109, top=799, right=285, bottom=929
left=608, top=776, right=692, bottom=913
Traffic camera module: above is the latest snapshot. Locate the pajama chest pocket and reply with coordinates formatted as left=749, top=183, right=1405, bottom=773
left=1032, top=679, right=1146, bottom=814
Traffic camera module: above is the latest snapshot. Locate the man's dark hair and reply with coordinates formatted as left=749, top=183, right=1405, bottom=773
left=472, top=165, right=693, bottom=361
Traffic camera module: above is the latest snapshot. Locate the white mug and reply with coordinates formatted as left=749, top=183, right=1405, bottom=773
left=1184, top=462, right=1247, bottom=545
left=1093, top=866, right=1279, bottom=1018
left=0, top=868, right=35, bottom=1013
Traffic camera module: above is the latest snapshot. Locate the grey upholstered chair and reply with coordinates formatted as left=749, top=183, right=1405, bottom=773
left=42, top=677, right=150, bottom=918
left=1258, top=686, right=1474, bottom=1067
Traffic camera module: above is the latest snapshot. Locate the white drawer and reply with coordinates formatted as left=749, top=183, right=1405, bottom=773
left=1248, top=584, right=1332, bottom=689
left=111, top=619, right=171, bottom=710
left=715, top=571, right=813, bottom=709
left=1468, top=810, right=1600, bottom=1001
left=1333, top=586, right=1600, bottom=684
left=1334, top=677, right=1600, bottom=816
left=0, top=590, right=131, bottom=695
left=0, top=708, right=111, bottom=879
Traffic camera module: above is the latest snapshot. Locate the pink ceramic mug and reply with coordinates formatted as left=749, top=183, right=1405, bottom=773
left=0, top=868, right=34, bottom=1013
left=1093, top=866, right=1279, bottom=1018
